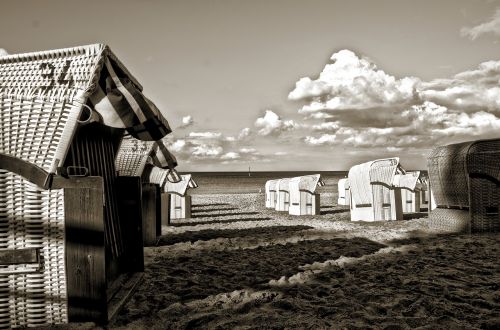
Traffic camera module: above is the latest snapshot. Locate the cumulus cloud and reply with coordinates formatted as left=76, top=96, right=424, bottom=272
left=421, top=60, right=500, bottom=113
left=0, top=48, right=8, bottom=57
left=461, top=8, right=500, bottom=40
left=304, top=101, right=500, bottom=148
left=220, top=151, right=240, bottom=160
left=289, top=49, right=420, bottom=115
left=305, top=134, right=337, bottom=145
left=164, top=127, right=263, bottom=164
left=311, top=121, right=340, bottom=132
left=237, top=127, right=251, bottom=140
left=254, top=110, right=299, bottom=136
left=192, top=144, right=223, bottom=158
left=188, top=131, right=222, bottom=139
left=289, top=48, right=500, bottom=154
left=179, top=115, right=194, bottom=128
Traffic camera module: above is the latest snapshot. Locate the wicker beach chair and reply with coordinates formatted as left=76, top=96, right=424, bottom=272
left=164, top=174, right=198, bottom=219
left=393, top=171, right=421, bottom=213
left=265, top=179, right=278, bottom=208
left=288, top=174, right=324, bottom=216
left=275, top=178, right=291, bottom=212
left=348, top=158, right=403, bottom=221
left=115, top=138, right=179, bottom=245
left=337, top=178, right=350, bottom=206
left=0, top=44, right=173, bottom=327
left=427, top=139, right=500, bottom=233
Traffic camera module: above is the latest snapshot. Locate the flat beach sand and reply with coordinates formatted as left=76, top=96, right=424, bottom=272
left=99, top=192, right=500, bottom=329
left=47, top=189, right=499, bottom=330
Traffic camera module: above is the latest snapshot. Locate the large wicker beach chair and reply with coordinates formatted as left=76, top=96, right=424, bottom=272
left=275, top=178, right=291, bottom=212
left=265, top=179, right=278, bottom=208
left=393, top=171, right=421, bottom=213
left=0, top=44, right=173, bottom=327
left=348, top=158, right=403, bottom=221
left=337, top=178, right=350, bottom=206
left=427, top=139, right=500, bottom=233
left=164, top=174, right=198, bottom=219
left=288, top=174, right=325, bottom=216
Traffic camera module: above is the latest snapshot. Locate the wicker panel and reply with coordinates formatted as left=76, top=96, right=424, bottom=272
left=0, top=170, right=67, bottom=328
left=373, top=184, right=393, bottom=220
left=429, top=208, right=470, bottom=233
left=147, top=167, right=168, bottom=186
left=469, top=176, right=500, bottom=233
left=0, top=45, right=103, bottom=101
left=467, top=139, right=500, bottom=182
left=427, top=142, right=471, bottom=208
left=348, top=162, right=372, bottom=206
left=0, top=94, right=82, bottom=175
left=115, top=137, right=154, bottom=177
left=369, top=158, right=398, bottom=186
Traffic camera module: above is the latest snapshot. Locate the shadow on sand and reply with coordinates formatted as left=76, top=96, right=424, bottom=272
left=403, top=212, right=428, bottom=220
left=320, top=209, right=350, bottom=215
left=191, top=207, right=239, bottom=213
left=115, top=236, right=385, bottom=326
left=192, top=211, right=259, bottom=218
left=157, top=225, right=314, bottom=246
left=167, top=217, right=273, bottom=228
left=192, top=203, right=231, bottom=208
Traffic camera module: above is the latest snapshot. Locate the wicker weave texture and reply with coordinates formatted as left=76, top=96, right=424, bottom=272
left=0, top=94, right=82, bottom=175
left=0, top=170, right=67, bottom=328
left=429, top=208, right=470, bottom=233
left=428, top=142, right=472, bottom=208
left=469, top=175, right=500, bottom=233
left=0, top=45, right=104, bottom=101
left=115, top=137, right=154, bottom=177
left=148, top=167, right=168, bottom=186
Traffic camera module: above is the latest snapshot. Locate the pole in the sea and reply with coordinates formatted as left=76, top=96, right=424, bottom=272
left=248, top=166, right=251, bottom=177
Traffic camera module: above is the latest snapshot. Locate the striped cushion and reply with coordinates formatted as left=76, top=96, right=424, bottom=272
left=150, top=140, right=178, bottom=169
left=89, top=58, right=171, bottom=141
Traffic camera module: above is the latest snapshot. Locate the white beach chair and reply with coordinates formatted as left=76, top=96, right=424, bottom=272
left=348, top=158, right=403, bottom=221
left=337, top=178, right=350, bottom=206
left=265, top=179, right=278, bottom=208
left=164, top=174, right=198, bottom=219
left=393, top=171, right=421, bottom=213
left=275, top=178, right=291, bottom=212
left=288, top=174, right=324, bottom=216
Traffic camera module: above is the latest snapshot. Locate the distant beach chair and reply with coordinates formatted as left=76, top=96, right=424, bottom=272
left=265, top=179, right=278, bottom=208
left=348, top=158, right=403, bottom=221
left=275, top=178, right=291, bottom=212
left=116, top=138, right=179, bottom=245
left=337, top=178, right=350, bottom=206
left=288, top=174, right=325, bottom=216
left=393, top=171, right=421, bottom=213
left=427, top=139, right=500, bottom=233
left=164, top=174, right=198, bottom=219
left=418, top=174, right=430, bottom=210
left=0, top=44, right=174, bottom=326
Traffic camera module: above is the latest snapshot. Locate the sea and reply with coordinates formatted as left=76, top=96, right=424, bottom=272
left=181, top=171, right=348, bottom=195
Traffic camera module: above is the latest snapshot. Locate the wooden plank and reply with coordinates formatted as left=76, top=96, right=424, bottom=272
left=185, top=195, right=192, bottom=218
left=160, top=192, right=170, bottom=226
left=107, top=272, right=144, bottom=322
left=64, top=177, right=107, bottom=323
left=0, top=248, right=39, bottom=265
left=0, top=153, right=52, bottom=188
left=141, top=183, right=158, bottom=246
left=116, top=176, right=144, bottom=273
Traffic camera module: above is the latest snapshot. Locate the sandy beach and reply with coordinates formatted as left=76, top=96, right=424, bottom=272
left=100, top=192, right=500, bottom=329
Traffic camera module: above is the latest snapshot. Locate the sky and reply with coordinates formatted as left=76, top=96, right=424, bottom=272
left=1, top=0, right=500, bottom=171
